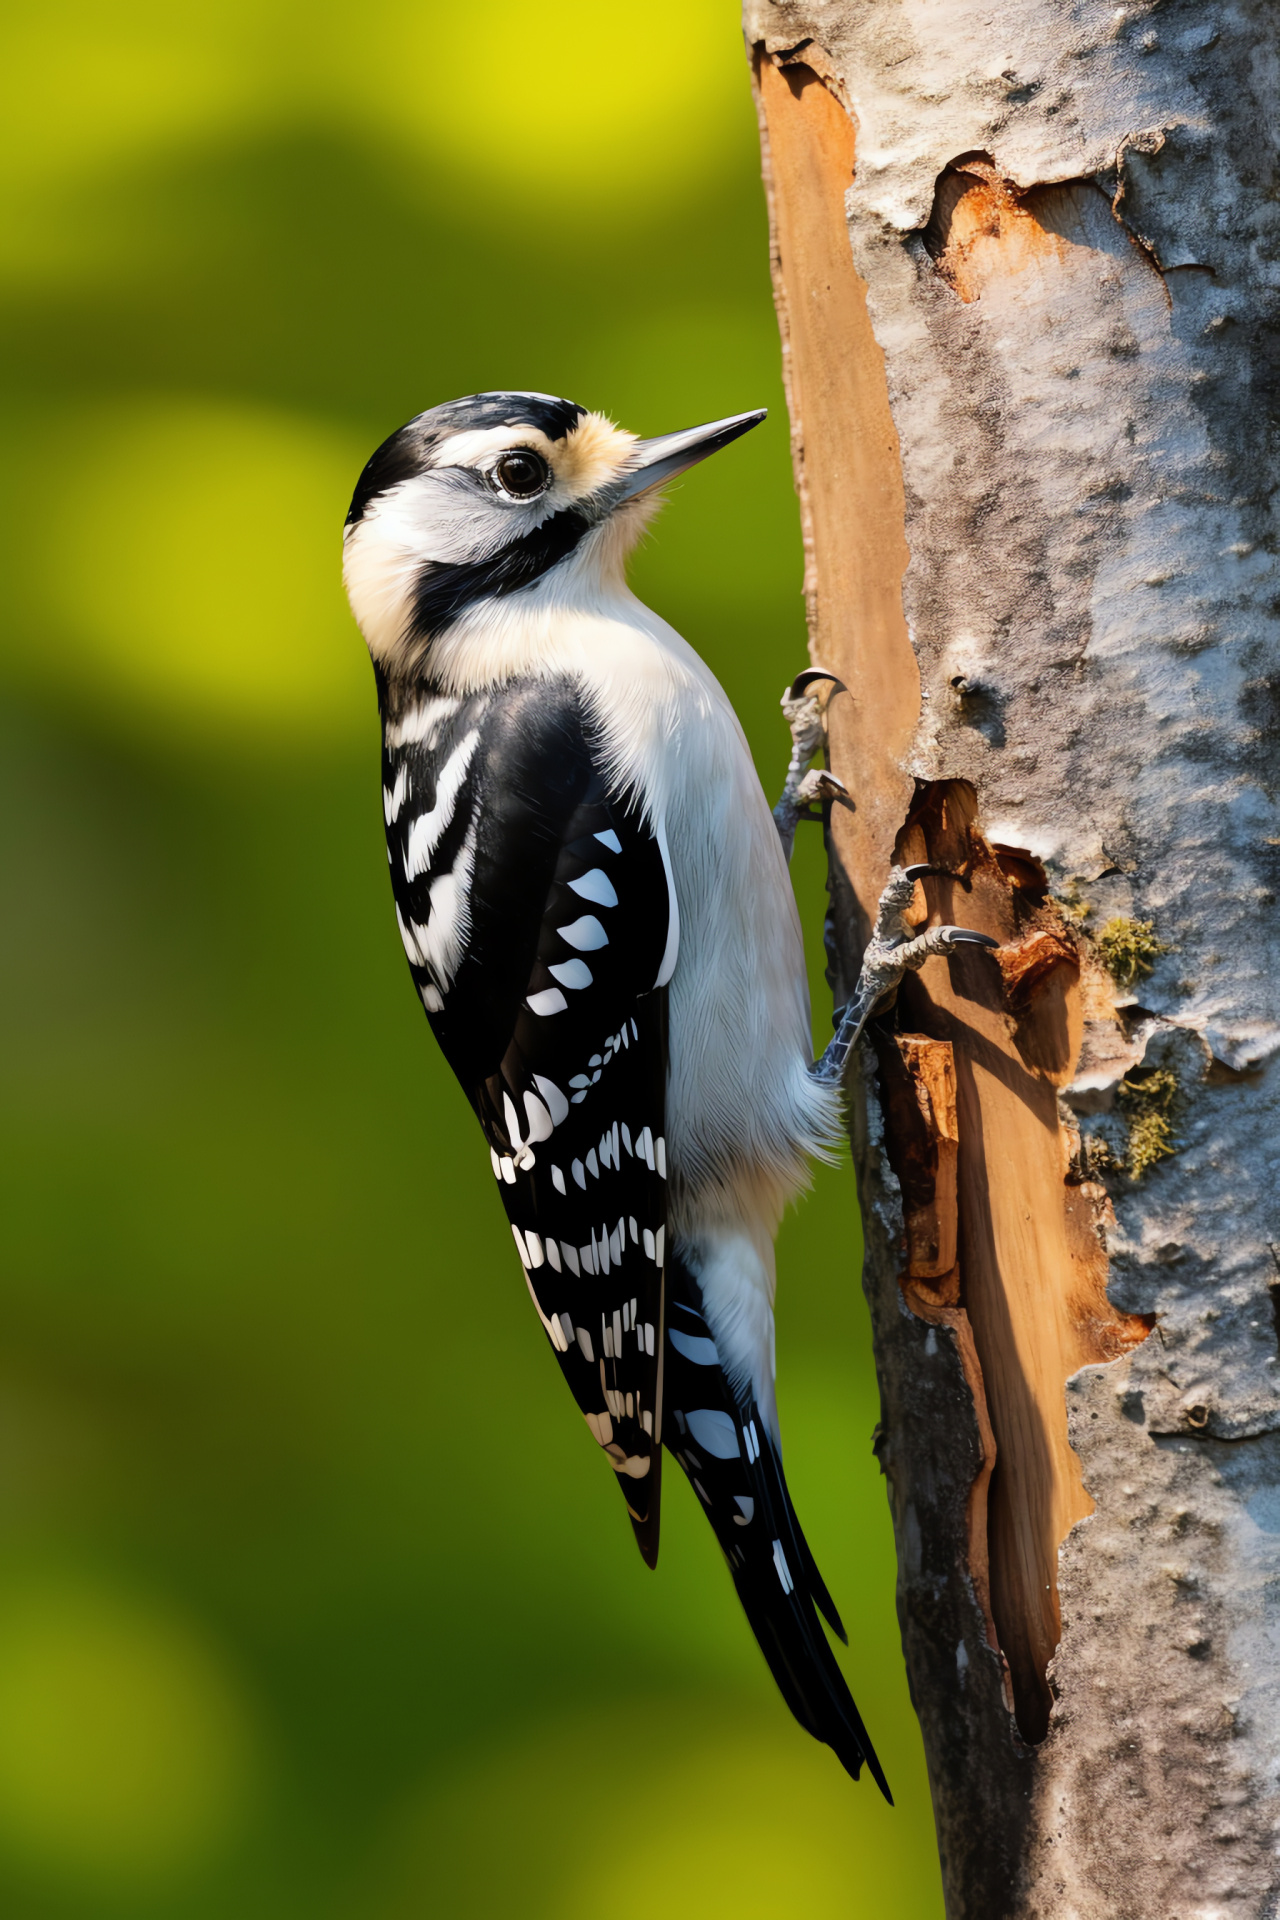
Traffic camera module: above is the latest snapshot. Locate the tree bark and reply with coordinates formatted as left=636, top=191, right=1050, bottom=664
left=746, top=6, right=1280, bottom=1915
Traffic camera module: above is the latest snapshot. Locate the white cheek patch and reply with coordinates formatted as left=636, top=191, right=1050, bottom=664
left=345, top=459, right=583, bottom=664
left=344, top=480, right=512, bottom=662
left=366, top=473, right=511, bottom=568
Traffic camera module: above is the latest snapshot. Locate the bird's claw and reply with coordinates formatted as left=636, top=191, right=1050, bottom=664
left=932, top=926, right=999, bottom=950
left=774, top=669, right=848, bottom=860
left=810, top=864, right=999, bottom=1085
left=788, top=666, right=847, bottom=702
left=795, top=768, right=852, bottom=811
left=779, top=688, right=824, bottom=768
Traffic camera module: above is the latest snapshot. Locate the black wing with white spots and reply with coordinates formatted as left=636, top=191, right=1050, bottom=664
left=379, top=673, right=671, bottom=1562
left=663, top=1255, right=891, bottom=1799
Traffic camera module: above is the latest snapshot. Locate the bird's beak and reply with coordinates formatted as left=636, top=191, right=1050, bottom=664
left=613, top=408, right=767, bottom=502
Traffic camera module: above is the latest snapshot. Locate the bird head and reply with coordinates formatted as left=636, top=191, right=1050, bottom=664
left=342, top=391, right=764, bottom=676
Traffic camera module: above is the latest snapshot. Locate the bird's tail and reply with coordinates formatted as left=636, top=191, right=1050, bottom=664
left=662, top=1254, right=891, bottom=1802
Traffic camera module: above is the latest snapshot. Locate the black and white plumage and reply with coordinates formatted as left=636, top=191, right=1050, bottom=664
left=382, top=676, right=671, bottom=1558
left=344, top=390, right=890, bottom=1797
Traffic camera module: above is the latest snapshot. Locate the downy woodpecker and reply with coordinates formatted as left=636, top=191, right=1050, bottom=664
left=342, top=392, right=994, bottom=1798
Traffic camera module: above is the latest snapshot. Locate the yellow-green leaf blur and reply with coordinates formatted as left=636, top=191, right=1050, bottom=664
left=0, top=4, right=944, bottom=1916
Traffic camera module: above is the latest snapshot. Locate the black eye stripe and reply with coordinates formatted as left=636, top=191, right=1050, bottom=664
left=408, top=507, right=590, bottom=641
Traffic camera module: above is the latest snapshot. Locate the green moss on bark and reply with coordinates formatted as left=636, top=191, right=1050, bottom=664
left=1096, top=917, right=1167, bottom=989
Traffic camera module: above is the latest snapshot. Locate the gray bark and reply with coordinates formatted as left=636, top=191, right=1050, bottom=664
left=746, top=4, right=1280, bottom=1915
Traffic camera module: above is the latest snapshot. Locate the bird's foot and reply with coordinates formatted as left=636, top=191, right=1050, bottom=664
left=811, top=863, right=998, bottom=1086
left=772, top=668, right=851, bottom=862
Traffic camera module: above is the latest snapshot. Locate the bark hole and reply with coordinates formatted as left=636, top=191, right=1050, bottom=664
left=891, top=781, right=1151, bottom=1741
left=923, top=151, right=1168, bottom=307
left=924, top=153, right=1069, bottom=301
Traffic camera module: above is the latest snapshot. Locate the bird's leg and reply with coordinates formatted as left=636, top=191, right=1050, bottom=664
left=812, top=865, right=998, bottom=1087
left=772, top=670, right=852, bottom=863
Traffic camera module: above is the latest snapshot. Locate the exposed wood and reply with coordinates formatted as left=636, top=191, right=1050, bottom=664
left=754, top=52, right=916, bottom=928
left=749, top=5, right=1280, bottom=1914
left=892, top=1034, right=958, bottom=1283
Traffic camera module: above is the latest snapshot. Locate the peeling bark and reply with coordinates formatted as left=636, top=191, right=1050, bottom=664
left=748, top=7, right=1280, bottom=1915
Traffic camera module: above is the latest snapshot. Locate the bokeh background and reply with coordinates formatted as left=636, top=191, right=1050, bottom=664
left=0, top=4, right=944, bottom=1914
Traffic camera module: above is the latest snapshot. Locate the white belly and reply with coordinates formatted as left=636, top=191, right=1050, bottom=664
left=573, top=598, right=843, bottom=1425
left=659, top=667, right=830, bottom=1219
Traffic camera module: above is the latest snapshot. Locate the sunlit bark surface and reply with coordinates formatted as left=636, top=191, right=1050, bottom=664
left=747, top=6, right=1280, bottom=1914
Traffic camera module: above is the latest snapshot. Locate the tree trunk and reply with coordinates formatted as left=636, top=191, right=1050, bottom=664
left=746, top=6, right=1280, bottom=1915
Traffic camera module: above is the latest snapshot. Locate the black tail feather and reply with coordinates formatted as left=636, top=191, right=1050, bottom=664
left=740, top=1423, right=891, bottom=1800
left=662, top=1259, right=892, bottom=1803
left=793, top=1518, right=849, bottom=1645
left=628, top=1446, right=662, bottom=1569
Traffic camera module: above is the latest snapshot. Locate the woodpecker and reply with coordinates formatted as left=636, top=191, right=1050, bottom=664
left=342, top=392, right=995, bottom=1798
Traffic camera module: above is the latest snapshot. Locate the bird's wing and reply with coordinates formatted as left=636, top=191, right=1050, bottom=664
left=381, top=675, right=672, bottom=1563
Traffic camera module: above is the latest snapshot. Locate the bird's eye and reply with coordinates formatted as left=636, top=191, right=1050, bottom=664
left=492, top=450, right=550, bottom=499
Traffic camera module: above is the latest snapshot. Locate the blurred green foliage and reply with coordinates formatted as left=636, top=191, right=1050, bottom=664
left=0, top=4, right=943, bottom=1914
